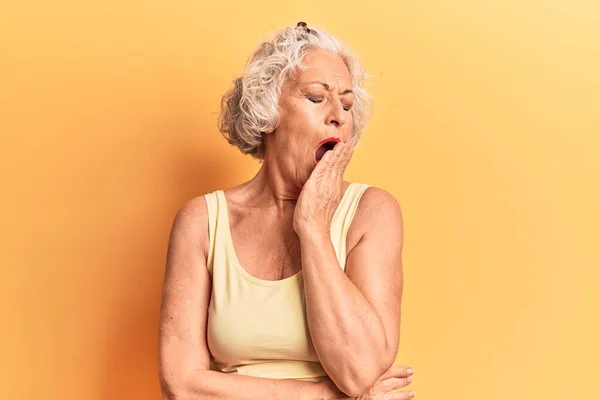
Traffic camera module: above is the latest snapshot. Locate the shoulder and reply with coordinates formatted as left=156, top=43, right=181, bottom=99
left=169, top=194, right=212, bottom=257
left=351, top=185, right=403, bottom=239
left=357, top=186, right=402, bottom=220
left=173, top=195, right=210, bottom=227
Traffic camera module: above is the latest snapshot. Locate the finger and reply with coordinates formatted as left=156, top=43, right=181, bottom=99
left=314, top=142, right=353, bottom=179
left=340, top=141, right=354, bottom=168
left=312, top=149, right=335, bottom=176
left=379, top=376, right=412, bottom=392
left=383, top=390, right=416, bottom=400
left=314, top=143, right=343, bottom=176
left=380, top=365, right=414, bottom=380
left=328, top=141, right=353, bottom=172
left=329, top=140, right=345, bottom=160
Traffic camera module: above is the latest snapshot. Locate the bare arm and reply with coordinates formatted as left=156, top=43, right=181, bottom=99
left=299, top=188, right=404, bottom=397
left=158, top=198, right=346, bottom=400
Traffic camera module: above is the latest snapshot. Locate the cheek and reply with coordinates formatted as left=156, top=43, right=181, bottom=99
left=290, top=101, right=317, bottom=122
left=284, top=104, right=322, bottom=138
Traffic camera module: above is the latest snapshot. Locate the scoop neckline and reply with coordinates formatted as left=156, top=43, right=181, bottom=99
left=216, top=184, right=354, bottom=286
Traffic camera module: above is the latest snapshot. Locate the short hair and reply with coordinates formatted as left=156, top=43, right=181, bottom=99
left=218, top=22, right=373, bottom=160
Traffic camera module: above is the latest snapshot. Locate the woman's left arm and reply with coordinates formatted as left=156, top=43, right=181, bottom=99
left=298, top=187, right=404, bottom=398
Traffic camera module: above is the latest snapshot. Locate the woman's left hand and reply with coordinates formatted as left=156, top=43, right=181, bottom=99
left=293, top=140, right=354, bottom=237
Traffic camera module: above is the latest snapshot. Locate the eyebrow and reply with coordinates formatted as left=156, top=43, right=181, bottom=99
left=306, top=81, right=354, bottom=95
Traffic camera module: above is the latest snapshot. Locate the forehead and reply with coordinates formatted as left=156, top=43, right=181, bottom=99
left=293, top=50, right=352, bottom=88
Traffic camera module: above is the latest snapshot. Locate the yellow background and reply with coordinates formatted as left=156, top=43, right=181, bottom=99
left=2, top=1, right=598, bottom=399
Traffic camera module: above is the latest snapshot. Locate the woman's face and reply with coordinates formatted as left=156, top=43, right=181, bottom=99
left=265, top=49, right=355, bottom=183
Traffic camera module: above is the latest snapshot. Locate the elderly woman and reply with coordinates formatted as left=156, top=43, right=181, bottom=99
left=158, top=22, right=414, bottom=399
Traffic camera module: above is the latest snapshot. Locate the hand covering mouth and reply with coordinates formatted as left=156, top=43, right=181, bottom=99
left=314, top=137, right=341, bottom=163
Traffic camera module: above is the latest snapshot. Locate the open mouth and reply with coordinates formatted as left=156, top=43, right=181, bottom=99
left=314, top=137, right=340, bottom=164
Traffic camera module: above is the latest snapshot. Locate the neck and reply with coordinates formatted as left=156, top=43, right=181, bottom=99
left=242, top=155, right=305, bottom=212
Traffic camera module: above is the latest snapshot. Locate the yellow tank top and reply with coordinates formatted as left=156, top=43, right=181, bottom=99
left=203, top=183, right=370, bottom=382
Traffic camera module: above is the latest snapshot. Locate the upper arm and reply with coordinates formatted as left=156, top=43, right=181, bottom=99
left=158, top=197, right=212, bottom=395
left=345, top=187, right=404, bottom=365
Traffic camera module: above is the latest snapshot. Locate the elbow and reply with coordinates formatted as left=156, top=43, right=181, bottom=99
left=333, top=346, right=397, bottom=397
left=159, top=374, right=199, bottom=400
left=159, top=373, right=185, bottom=400
left=159, top=383, right=180, bottom=400
left=332, top=358, right=394, bottom=397
left=160, top=387, right=177, bottom=400
left=336, top=380, right=371, bottom=398
left=159, top=366, right=203, bottom=400
left=335, top=374, right=378, bottom=398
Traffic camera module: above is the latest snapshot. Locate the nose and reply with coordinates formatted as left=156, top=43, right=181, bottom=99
left=326, top=97, right=346, bottom=128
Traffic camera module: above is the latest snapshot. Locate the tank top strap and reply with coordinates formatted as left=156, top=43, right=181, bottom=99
left=203, top=191, right=225, bottom=276
left=330, top=183, right=371, bottom=271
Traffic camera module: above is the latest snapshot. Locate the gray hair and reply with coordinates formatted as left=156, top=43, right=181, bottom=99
left=218, top=22, right=373, bottom=160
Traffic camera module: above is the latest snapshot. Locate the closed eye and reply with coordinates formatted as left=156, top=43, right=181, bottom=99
left=308, top=96, right=352, bottom=112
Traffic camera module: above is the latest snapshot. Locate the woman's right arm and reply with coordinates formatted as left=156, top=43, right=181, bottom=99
left=158, top=197, right=345, bottom=400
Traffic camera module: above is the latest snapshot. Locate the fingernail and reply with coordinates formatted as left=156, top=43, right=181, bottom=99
left=407, top=368, right=413, bottom=375
left=410, top=391, right=416, bottom=397
left=407, top=376, right=412, bottom=383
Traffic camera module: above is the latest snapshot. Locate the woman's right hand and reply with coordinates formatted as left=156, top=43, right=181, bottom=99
left=317, top=365, right=415, bottom=400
